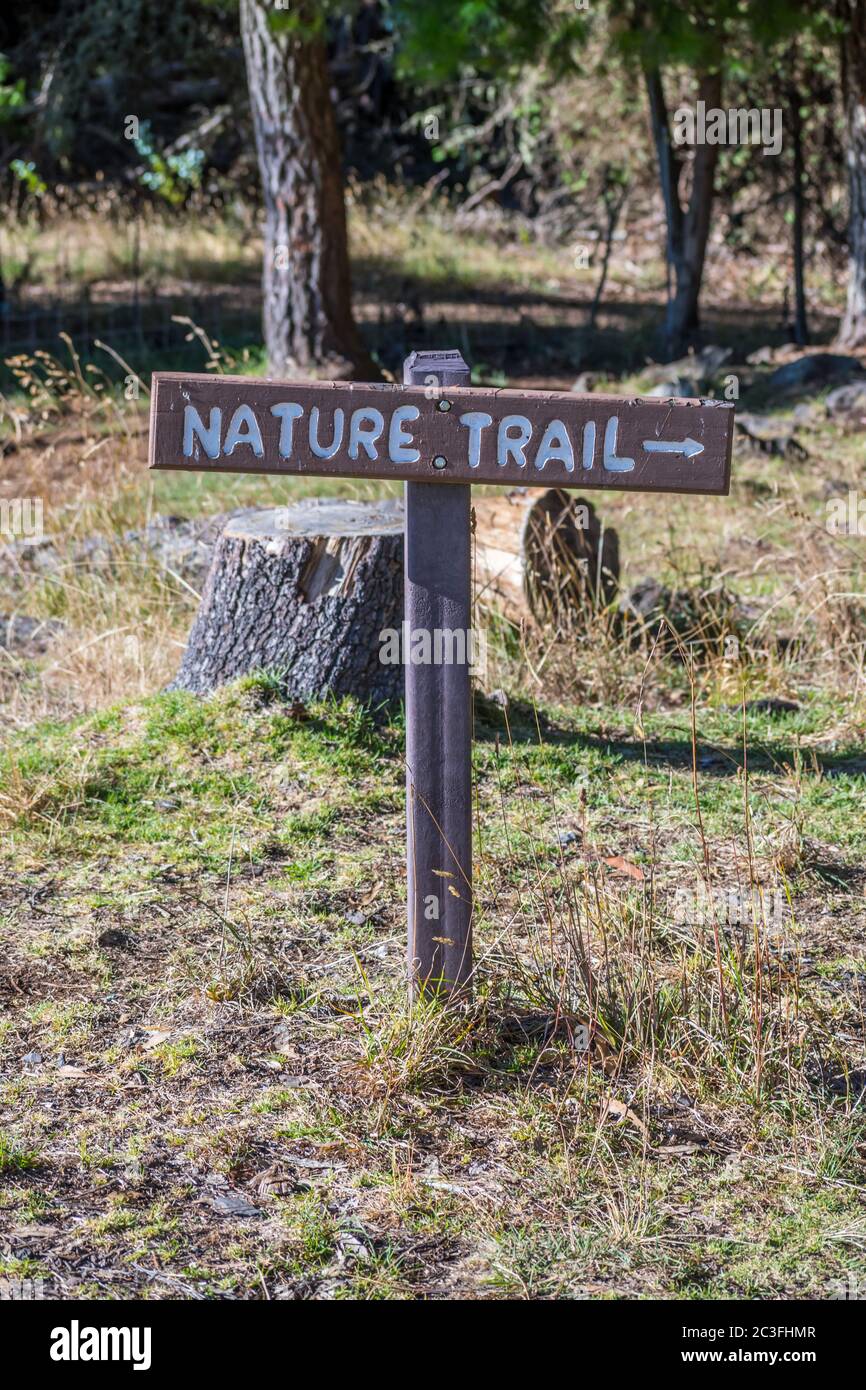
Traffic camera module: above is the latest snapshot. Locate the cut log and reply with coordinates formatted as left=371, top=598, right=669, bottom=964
left=172, top=489, right=619, bottom=700
left=170, top=499, right=404, bottom=703
left=473, top=489, right=619, bottom=629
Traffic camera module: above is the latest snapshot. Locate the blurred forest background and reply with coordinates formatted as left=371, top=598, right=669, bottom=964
left=0, top=0, right=860, bottom=384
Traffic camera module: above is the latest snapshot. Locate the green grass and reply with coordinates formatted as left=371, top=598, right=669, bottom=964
left=0, top=1135, right=41, bottom=1174
left=0, top=199, right=864, bottom=1301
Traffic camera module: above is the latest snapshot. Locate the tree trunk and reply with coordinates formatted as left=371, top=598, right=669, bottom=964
left=473, top=490, right=619, bottom=630
left=644, top=64, right=722, bottom=357
left=170, top=500, right=404, bottom=703
left=789, top=71, right=810, bottom=346
left=838, top=0, right=866, bottom=347
left=588, top=167, right=628, bottom=330
left=239, top=0, right=377, bottom=379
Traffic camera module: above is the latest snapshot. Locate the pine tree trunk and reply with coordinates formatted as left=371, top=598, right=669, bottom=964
left=645, top=65, right=722, bottom=357
left=170, top=501, right=404, bottom=703
left=789, top=70, right=810, bottom=346
left=838, top=0, right=866, bottom=347
left=239, top=0, right=377, bottom=379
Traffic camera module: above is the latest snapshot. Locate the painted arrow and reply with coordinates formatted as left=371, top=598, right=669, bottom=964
left=642, top=437, right=704, bottom=459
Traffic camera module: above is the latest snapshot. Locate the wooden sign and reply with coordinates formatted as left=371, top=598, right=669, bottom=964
left=149, top=371, right=734, bottom=495
left=148, top=349, right=735, bottom=997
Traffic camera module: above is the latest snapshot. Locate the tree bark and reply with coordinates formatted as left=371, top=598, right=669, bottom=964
left=239, top=0, right=377, bottom=379
left=838, top=0, right=866, bottom=347
left=789, top=70, right=810, bottom=346
left=644, top=64, right=722, bottom=357
left=170, top=500, right=404, bottom=703
left=473, top=490, right=619, bottom=630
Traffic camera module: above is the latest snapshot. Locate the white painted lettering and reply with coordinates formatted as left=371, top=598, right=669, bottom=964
left=458, top=412, right=493, bottom=468
left=497, top=414, right=532, bottom=468
left=182, top=405, right=221, bottom=459
left=348, top=408, right=385, bottom=460
left=389, top=405, right=421, bottom=463
left=223, top=405, right=264, bottom=457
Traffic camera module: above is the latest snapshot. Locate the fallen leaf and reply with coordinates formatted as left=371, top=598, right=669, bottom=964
left=601, top=1096, right=650, bottom=1140
left=358, top=879, right=383, bottom=908
left=602, top=855, right=645, bottom=881
left=56, top=1064, right=89, bottom=1078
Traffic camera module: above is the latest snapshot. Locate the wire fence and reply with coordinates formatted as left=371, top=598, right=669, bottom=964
left=0, top=292, right=261, bottom=365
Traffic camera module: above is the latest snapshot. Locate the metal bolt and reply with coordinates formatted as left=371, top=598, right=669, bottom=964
left=437, top=399, right=452, bottom=412
left=432, top=455, right=448, bottom=470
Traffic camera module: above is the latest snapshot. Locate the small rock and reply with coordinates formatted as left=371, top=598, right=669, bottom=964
left=572, top=372, right=603, bottom=394
left=0, top=614, right=65, bottom=655
left=619, top=579, right=671, bottom=623
left=826, top=380, right=866, bottom=418
left=765, top=353, right=865, bottom=395
left=557, top=830, right=580, bottom=847
left=645, top=377, right=700, bottom=399
left=210, top=1192, right=262, bottom=1218
left=345, top=911, right=366, bottom=927
left=736, top=697, right=800, bottom=715
left=22, top=1050, right=42, bottom=1067
left=822, top=478, right=850, bottom=499
left=638, top=345, right=731, bottom=394
left=336, top=1230, right=372, bottom=1264
left=97, top=928, right=130, bottom=948
left=746, top=345, right=777, bottom=366
left=667, top=344, right=732, bottom=382
left=272, top=1023, right=295, bottom=1052
left=735, top=413, right=808, bottom=459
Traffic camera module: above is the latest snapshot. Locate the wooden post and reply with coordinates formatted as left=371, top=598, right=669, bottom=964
left=149, top=366, right=735, bottom=1000
left=403, top=350, right=473, bottom=994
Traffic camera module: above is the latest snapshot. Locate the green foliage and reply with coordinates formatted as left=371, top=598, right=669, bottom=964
left=9, top=159, right=46, bottom=198
left=0, top=53, right=25, bottom=120
left=610, top=0, right=820, bottom=72
left=133, top=121, right=204, bottom=207
left=268, top=0, right=361, bottom=42
left=390, top=0, right=586, bottom=83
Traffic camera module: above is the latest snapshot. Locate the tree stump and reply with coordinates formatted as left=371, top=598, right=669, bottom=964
left=473, top=489, right=619, bottom=629
left=170, top=499, right=404, bottom=703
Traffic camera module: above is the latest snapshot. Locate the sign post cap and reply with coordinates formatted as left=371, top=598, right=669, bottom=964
left=403, top=348, right=470, bottom=387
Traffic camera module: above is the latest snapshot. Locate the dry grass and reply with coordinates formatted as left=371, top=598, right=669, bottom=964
left=0, top=207, right=864, bottom=1299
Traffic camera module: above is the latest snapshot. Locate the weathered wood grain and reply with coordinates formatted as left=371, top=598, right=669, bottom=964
left=149, top=371, right=734, bottom=495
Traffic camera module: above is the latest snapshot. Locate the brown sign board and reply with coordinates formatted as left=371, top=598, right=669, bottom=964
left=149, top=371, right=734, bottom=495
